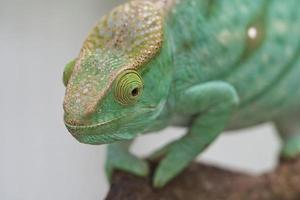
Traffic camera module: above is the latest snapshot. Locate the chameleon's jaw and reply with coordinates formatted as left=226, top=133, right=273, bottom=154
left=64, top=118, right=131, bottom=145
left=63, top=106, right=159, bottom=145
left=64, top=116, right=124, bottom=144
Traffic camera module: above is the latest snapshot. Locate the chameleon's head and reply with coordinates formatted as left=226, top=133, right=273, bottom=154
left=63, top=1, right=172, bottom=144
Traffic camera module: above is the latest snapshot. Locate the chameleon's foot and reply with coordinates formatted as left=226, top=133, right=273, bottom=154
left=105, top=144, right=149, bottom=181
left=149, top=141, right=190, bottom=187
left=151, top=139, right=198, bottom=188
left=281, top=134, right=300, bottom=159
left=105, top=154, right=149, bottom=181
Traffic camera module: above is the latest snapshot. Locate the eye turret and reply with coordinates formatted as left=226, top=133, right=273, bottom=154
left=114, top=70, right=143, bottom=105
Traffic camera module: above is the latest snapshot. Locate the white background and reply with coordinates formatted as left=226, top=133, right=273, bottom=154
left=0, top=0, right=281, bottom=199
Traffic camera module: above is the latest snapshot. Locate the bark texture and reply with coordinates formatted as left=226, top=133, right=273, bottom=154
left=106, top=156, right=300, bottom=200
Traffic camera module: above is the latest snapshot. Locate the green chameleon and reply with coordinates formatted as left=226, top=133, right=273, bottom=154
left=63, top=0, right=300, bottom=188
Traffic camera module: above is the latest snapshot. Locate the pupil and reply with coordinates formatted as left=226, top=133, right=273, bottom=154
left=131, top=88, right=139, bottom=96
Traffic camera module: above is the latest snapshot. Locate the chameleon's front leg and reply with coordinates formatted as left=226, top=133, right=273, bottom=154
left=105, top=141, right=149, bottom=181
left=153, top=81, right=240, bottom=187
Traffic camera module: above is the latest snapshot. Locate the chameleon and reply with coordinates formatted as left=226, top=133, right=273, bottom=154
left=62, top=0, right=300, bottom=188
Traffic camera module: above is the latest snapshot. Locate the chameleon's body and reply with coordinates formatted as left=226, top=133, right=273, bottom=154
left=63, top=0, right=300, bottom=187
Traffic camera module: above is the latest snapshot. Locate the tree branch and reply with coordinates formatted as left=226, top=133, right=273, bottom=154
left=106, top=156, right=300, bottom=200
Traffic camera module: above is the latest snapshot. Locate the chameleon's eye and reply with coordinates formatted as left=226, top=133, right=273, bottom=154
left=114, top=70, right=143, bottom=105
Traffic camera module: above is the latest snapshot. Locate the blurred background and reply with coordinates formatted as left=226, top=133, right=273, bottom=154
left=0, top=0, right=282, bottom=199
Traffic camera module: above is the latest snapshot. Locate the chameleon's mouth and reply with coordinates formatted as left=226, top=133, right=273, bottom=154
left=64, top=116, right=129, bottom=145
left=64, top=117, right=121, bottom=131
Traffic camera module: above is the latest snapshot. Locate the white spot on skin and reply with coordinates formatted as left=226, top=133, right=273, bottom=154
left=247, top=27, right=257, bottom=39
left=285, top=46, right=293, bottom=57
left=274, top=20, right=287, bottom=33
left=124, top=4, right=130, bottom=12
left=262, top=54, right=270, bottom=63
left=217, top=29, right=231, bottom=45
left=83, top=88, right=89, bottom=94
left=240, top=5, right=248, bottom=14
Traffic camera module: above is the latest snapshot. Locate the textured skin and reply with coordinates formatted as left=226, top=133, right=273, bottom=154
left=63, top=0, right=300, bottom=188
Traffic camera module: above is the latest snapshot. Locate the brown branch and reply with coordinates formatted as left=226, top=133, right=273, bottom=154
left=105, top=156, right=300, bottom=200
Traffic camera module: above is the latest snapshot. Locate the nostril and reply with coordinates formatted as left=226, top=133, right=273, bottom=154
left=69, top=119, right=80, bottom=126
left=64, top=115, right=85, bottom=126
